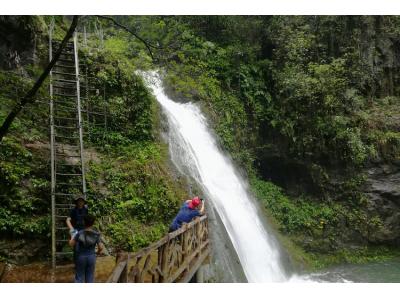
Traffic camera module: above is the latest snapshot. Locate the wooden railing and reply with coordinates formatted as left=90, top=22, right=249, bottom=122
left=107, top=215, right=210, bottom=283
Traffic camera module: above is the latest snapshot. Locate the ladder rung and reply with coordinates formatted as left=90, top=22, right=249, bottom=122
left=56, top=240, right=70, bottom=243
left=54, top=93, right=77, bottom=98
left=56, top=50, right=74, bottom=54
left=54, top=64, right=75, bottom=69
left=54, top=192, right=78, bottom=196
left=52, top=99, right=76, bottom=106
left=54, top=135, right=79, bottom=139
left=53, top=105, right=77, bottom=112
left=52, top=44, right=74, bottom=50
left=54, top=116, right=77, bottom=121
left=56, top=216, right=69, bottom=219
left=55, top=154, right=81, bottom=158
left=55, top=203, right=74, bottom=207
left=52, top=71, right=76, bottom=76
left=59, top=51, right=74, bottom=55
left=56, top=162, right=80, bottom=165
left=54, top=41, right=73, bottom=47
left=52, top=84, right=76, bottom=89
left=56, top=182, right=82, bottom=186
left=55, top=145, right=80, bottom=151
left=55, top=153, right=81, bottom=157
left=56, top=152, right=81, bottom=158
left=55, top=210, right=73, bottom=214
left=52, top=40, right=73, bottom=46
left=91, top=111, right=107, bottom=116
left=81, top=110, right=105, bottom=116
left=53, top=125, right=77, bottom=129
left=55, top=144, right=79, bottom=148
left=52, top=42, right=73, bottom=47
left=52, top=78, right=76, bottom=84
left=55, top=210, right=72, bottom=214
left=56, top=173, right=83, bottom=176
left=56, top=58, right=75, bottom=63
left=55, top=208, right=73, bottom=211
left=53, top=51, right=74, bottom=57
left=55, top=252, right=73, bottom=255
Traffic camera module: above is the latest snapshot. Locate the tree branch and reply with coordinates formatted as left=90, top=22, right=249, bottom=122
left=0, top=16, right=80, bottom=142
left=95, top=15, right=158, bottom=60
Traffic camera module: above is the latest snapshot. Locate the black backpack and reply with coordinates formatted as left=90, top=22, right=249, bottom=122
left=77, top=230, right=100, bottom=249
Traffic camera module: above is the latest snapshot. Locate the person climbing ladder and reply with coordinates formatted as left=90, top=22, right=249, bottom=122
left=66, top=196, right=88, bottom=238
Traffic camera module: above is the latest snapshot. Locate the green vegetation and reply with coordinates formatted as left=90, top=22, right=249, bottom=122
left=307, top=246, right=400, bottom=270
left=249, top=177, right=399, bottom=269
left=159, top=16, right=400, bottom=169
left=84, top=141, right=185, bottom=251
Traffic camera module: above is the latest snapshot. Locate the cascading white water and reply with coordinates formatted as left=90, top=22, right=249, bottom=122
left=142, top=71, right=288, bottom=282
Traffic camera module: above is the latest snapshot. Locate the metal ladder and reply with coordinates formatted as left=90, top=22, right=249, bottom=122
left=49, top=21, right=87, bottom=269
left=80, top=23, right=108, bottom=142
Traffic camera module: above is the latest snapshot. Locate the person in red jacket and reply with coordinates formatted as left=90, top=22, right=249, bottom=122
left=169, top=196, right=205, bottom=232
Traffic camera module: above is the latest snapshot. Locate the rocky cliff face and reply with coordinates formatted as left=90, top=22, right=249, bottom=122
left=0, top=16, right=43, bottom=69
left=364, top=163, right=400, bottom=244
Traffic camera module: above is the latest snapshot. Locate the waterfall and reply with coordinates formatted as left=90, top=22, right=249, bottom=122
left=142, top=71, right=289, bottom=282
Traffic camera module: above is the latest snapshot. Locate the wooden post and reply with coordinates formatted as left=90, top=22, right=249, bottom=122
left=133, top=257, right=140, bottom=282
left=159, top=239, right=169, bottom=282
left=195, top=266, right=204, bottom=283
left=119, top=259, right=129, bottom=282
left=182, top=223, right=189, bottom=263
left=116, top=252, right=129, bottom=283
left=196, top=221, right=202, bottom=255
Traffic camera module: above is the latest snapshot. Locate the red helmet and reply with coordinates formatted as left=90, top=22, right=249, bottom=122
left=188, top=196, right=201, bottom=209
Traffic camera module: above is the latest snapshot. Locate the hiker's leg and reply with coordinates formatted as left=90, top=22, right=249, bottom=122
left=73, top=250, right=78, bottom=266
left=85, top=254, right=96, bottom=283
left=74, top=255, right=86, bottom=283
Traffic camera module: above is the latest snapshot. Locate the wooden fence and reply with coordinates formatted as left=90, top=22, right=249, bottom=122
left=107, top=215, right=210, bottom=283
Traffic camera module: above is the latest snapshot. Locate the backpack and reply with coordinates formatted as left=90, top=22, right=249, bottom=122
left=77, top=230, right=100, bottom=249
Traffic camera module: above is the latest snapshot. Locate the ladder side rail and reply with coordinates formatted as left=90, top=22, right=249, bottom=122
left=73, top=32, right=87, bottom=198
left=49, top=17, right=57, bottom=270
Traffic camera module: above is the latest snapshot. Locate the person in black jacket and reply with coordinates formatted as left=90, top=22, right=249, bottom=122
left=66, top=196, right=88, bottom=238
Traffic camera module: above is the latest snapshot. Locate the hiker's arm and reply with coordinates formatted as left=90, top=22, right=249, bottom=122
left=69, top=237, right=76, bottom=247
left=199, top=201, right=205, bottom=215
left=66, top=217, right=73, bottom=230
left=97, top=242, right=104, bottom=255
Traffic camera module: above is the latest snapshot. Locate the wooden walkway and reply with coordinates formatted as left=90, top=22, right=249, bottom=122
left=107, top=215, right=210, bottom=283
